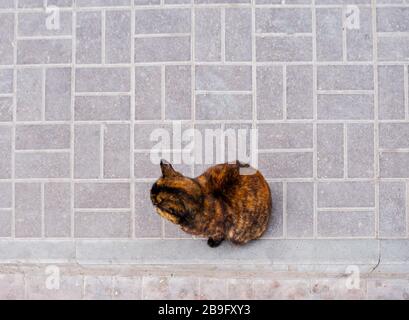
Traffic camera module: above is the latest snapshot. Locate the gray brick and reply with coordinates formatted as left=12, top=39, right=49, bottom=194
left=74, top=125, right=100, bottom=179
left=196, top=0, right=250, bottom=3
left=0, top=0, right=15, bottom=8
left=256, top=8, right=311, bottom=34
left=84, top=276, right=112, bottom=300
left=17, top=39, right=71, bottom=64
left=317, top=94, right=374, bottom=120
left=379, top=182, right=407, bottom=238
left=263, top=182, right=283, bottom=238
left=380, top=123, right=409, bottom=149
left=256, top=36, right=312, bottom=61
left=47, top=0, right=74, bottom=6
left=15, top=152, right=70, bottom=179
left=44, top=183, right=71, bottom=238
left=380, top=240, right=409, bottom=264
left=103, top=124, right=130, bottom=179
left=18, top=12, right=72, bottom=36
left=378, top=65, right=405, bottom=120
left=164, top=219, right=192, bottom=239
left=254, top=279, right=311, bottom=300
left=368, top=279, right=409, bottom=300
left=258, top=152, right=313, bottom=178
left=45, top=68, right=71, bottom=121
left=0, top=127, right=11, bottom=179
left=16, top=68, right=42, bottom=121
left=142, top=276, right=199, bottom=300
left=257, top=66, right=283, bottom=120
left=76, top=11, right=102, bottom=64
left=135, top=9, right=190, bottom=34
left=0, top=98, right=13, bottom=122
left=135, top=66, right=161, bottom=120
left=75, top=212, right=131, bottom=238
left=76, top=68, right=130, bottom=93
left=199, top=278, right=227, bottom=300
left=378, top=36, right=409, bottom=61
left=287, top=182, right=314, bottom=238
left=380, top=152, right=409, bottom=178
left=0, top=183, right=12, bottom=208
left=258, top=123, right=313, bottom=149
left=75, top=96, right=130, bottom=121
left=317, top=211, right=374, bottom=237
left=196, top=65, right=252, bottom=91
left=318, top=182, right=375, bottom=208
left=113, top=277, right=142, bottom=300
left=16, top=125, right=70, bottom=150
left=347, top=8, right=373, bottom=61
left=377, top=7, right=409, bottom=32
left=0, top=210, right=11, bottom=237
left=18, top=0, right=42, bottom=7
left=316, top=8, right=343, bottom=61
left=196, top=94, right=252, bottom=120
left=0, top=275, right=25, bottom=300
left=225, top=8, right=252, bottom=62
left=75, top=183, right=130, bottom=209
left=135, top=36, right=191, bottom=62
left=0, top=69, right=13, bottom=94
left=15, top=183, right=41, bottom=238
left=317, top=65, right=373, bottom=90
left=347, top=124, right=374, bottom=178
left=0, top=13, right=14, bottom=65
left=106, top=10, right=131, bottom=64
left=77, top=0, right=131, bottom=6
left=26, top=275, right=83, bottom=300
left=165, top=65, right=191, bottom=120
left=135, top=182, right=162, bottom=238
left=317, top=124, right=344, bottom=178
left=195, top=8, right=221, bottom=62
left=286, top=65, right=314, bottom=119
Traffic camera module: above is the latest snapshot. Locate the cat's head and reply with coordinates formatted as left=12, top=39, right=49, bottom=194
left=150, top=160, right=203, bottom=225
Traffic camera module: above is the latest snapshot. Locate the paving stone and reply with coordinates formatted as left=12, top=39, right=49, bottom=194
left=103, top=124, right=130, bottom=178
left=225, top=8, right=252, bottom=62
left=15, top=183, right=41, bottom=238
left=135, top=9, right=190, bottom=34
left=256, top=8, right=311, bottom=34
left=45, top=68, right=72, bottom=121
left=75, top=183, right=130, bottom=209
left=0, top=275, right=25, bottom=300
left=317, top=211, right=374, bottom=237
left=0, top=13, right=14, bottom=65
left=47, top=0, right=73, bottom=6
left=378, top=65, right=405, bottom=120
left=256, top=66, right=283, bottom=120
left=76, top=11, right=102, bottom=64
left=106, top=10, right=131, bottom=64
left=227, top=279, right=253, bottom=300
left=263, top=182, right=283, bottom=238
left=286, top=65, right=313, bottom=119
left=195, top=8, right=221, bottom=62
left=0, top=98, right=13, bottom=122
left=378, top=36, right=409, bottom=61
left=347, top=123, right=374, bottom=178
left=316, top=8, right=343, bottom=61
left=317, top=182, right=375, bottom=208
left=196, top=65, right=252, bottom=91
left=18, top=11, right=72, bottom=37
left=196, top=0, right=250, bottom=3
left=258, top=123, right=313, bottom=149
left=18, top=0, right=43, bottom=7
left=0, top=210, right=11, bottom=237
left=258, top=152, right=313, bottom=178
left=84, top=276, right=113, bottom=300
left=287, top=182, right=314, bottom=238
left=367, top=280, right=409, bottom=300
left=142, top=276, right=200, bottom=300
left=76, top=68, right=130, bottom=92
left=380, top=240, right=409, bottom=264
left=0, top=182, right=12, bottom=208
left=135, top=182, right=162, bottom=238
left=380, top=123, right=409, bottom=149
left=196, top=94, right=252, bottom=120
left=317, top=124, right=344, bottom=179
left=380, top=152, right=409, bottom=178
left=317, top=65, right=373, bottom=90
left=135, top=36, right=191, bottom=62
left=75, top=96, right=130, bottom=121
left=17, top=39, right=72, bottom=64
left=16, top=68, right=43, bottom=121
left=135, top=0, right=160, bottom=5
left=16, top=124, right=70, bottom=150
left=256, top=36, right=312, bottom=61
left=0, top=126, right=12, bottom=179
left=75, top=212, right=131, bottom=238
left=377, top=7, right=409, bottom=32
left=113, top=276, right=142, bottom=300
left=253, top=279, right=311, bottom=300
left=317, top=94, right=374, bottom=120
left=77, top=0, right=131, bottom=6
left=199, top=278, right=227, bottom=300
left=135, top=66, right=161, bottom=120
left=0, top=0, right=15, bottom=8
left=0, top=69, right=13, bottom=94
left=26, top=274, right=83, bottom=300
left=165, top=65, right=191, bottom=120
left=347, top=8, right=373, bottom=61
left=44, top=183, right=71, bottom=238
left=379, top=182, right=407, bottom=238
left=15, top=153, right=70, bottom=179
left=311, top=278, right=367, bottom=300
left=74, top=124, right=101, bottom=179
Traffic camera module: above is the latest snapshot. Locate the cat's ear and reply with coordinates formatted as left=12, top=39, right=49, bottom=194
left=160, top=159, right=179, bottom=177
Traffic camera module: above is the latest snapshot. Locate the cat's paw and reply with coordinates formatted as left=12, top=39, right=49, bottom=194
left=207, top=238, right=223, bottom=248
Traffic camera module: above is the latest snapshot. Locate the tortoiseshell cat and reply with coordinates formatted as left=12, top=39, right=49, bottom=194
left=150, top=160, right=272, bottom=247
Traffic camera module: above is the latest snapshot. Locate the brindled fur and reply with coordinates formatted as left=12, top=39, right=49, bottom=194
left=150, top=160, right=272, bottom=248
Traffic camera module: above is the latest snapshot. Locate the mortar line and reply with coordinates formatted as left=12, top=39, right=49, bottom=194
left=221, top=8, right=226, bottom=64
left=131, top=0, right=136, bottom=239
left=404, top=64, right=408, bottom=120
left=312, top=0, right=318, bottom=239
left=101, top=9, right=106, bottom=65
left=70, top=7, right=76, bottom=238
